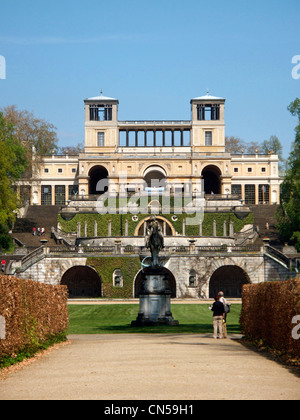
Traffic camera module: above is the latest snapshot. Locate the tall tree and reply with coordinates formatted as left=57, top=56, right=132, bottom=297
left=225, top=136, right=246, bottom=153
left=0, top=112, right=27, bottom=236
left=276, top=99, right=300, bottom=250
left=58, top=142, right=84, bottom=155
left=261, top=135, right=285, bottom=172
left=1, top=105, right=58, bottom=179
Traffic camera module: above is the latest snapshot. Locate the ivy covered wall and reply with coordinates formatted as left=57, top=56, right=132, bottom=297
left=87, top=256, right=141, bottom=298
left=58, top=212, right=254, bottom=237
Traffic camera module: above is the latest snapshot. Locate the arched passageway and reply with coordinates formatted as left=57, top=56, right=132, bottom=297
left=89, top=165, right=109, bottom=195
left=143, top=166, right=167, bottom=190
left=202, top=165, right=221, bottom=195
left=134, top=267, right=176, bottom=298
left=209, top=265, right=250, bottom=298
left=135, top=216, right=175, bottom=236
left=61, top=266, right=102, bottom=298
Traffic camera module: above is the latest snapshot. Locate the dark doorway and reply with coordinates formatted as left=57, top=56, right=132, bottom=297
left=89, top=166, right=109, bottom=195
left=61, top=266, right=102, bottom=298
left=134, top=267, right=176, bottom=298
left=202, top=165, right=221, bottom=194
left=137, top=217, right=173, bottom=236
left=144, top=170, right=166, bottom=189
left=209, top=265, right=250, bottom=298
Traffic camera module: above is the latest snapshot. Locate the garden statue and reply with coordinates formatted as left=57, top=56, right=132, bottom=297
left=145, top=215, right=164, bottom=267
left=131, top=215, right=178, bottom=327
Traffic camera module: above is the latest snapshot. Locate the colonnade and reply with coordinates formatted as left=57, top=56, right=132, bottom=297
left=119, top=129, right=190, bottom=147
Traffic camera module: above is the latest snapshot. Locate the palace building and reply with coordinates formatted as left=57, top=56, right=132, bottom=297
left=10, top=93, right=296, bottom=301
left=23, top=92, right=281, bottom=207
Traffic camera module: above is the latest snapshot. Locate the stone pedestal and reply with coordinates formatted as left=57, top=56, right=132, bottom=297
left=132, top=266, right=179, bottom=327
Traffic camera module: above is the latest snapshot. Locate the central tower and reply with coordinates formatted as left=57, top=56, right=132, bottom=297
left=84, top=92, right=119, bottom=154
left=190, top=93, right=226, bottom=154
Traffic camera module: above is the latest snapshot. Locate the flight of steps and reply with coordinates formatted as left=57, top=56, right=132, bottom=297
left=249, top=205, right=281, bottom=247
left=11, top=205, right=61, bottom=249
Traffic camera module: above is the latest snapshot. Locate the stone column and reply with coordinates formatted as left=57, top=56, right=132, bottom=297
left=229, top=221, right=234, bottom=237
left=213, top=220, right=217, bottom=237
left=125, top=219, right=128, bottom=237
left=163, top=221, right=167, bottom=236
left=182, top=219, right=186, bottom=236
left=84, top=221, right=88, bottom=238
left=77, top=222, right=81, bottom=237
left=223, top=220, right=227, bottom=237
left=199, top=221, right=202, bottom=237
left=94, top=220, right=98, bottom=237
left=255, top=184, right=259, bottom=205
left=108, top=220, right=112, bottom=237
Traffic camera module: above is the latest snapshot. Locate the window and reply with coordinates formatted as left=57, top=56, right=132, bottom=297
left=234, top=168, right=239, bottom=173
left=261, top=167, right=266, bottom=173
left=97, top=132, right=105, bottom=147
left=44, top=168, right=49, bottom=173
left=69, top=185, right=78, bottom=198
left=245, top=185, right=256, bottom=205
left=89, top=104, right=112, bottom=121
left=113, top=269, right=123, bottom=287
left=232, top=184, right=242, bottom=197
left=197, top=104, right=220, bottom=120
left=72, top=168, right=77, bottom=173
left=55, top=185, right=65, bottom=205
left=41, top=186, right=52, bottom=205
left=189, top=270, right=197, bottom=287
left=259, top=185, right=269, bottom=204
left=58, top=168, right=63, bottom=173
left=205, top=131, right=212, bottom=146
left=247, top=167, right=253, bottom=173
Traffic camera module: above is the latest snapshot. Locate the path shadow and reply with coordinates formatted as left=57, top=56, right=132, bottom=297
left=91, top=323, right=241, bottom=335
left=239, top=339, right=300, bottom=379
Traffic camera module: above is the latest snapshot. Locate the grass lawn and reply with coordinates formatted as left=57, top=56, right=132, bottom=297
left=68, top=304, right=242, bottom=335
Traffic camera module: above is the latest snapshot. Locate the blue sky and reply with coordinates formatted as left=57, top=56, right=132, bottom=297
left=0, top=0, right=299, bottom=157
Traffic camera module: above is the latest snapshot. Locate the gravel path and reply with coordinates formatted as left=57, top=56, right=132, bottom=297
left=0, top=334, right=299, bottom=400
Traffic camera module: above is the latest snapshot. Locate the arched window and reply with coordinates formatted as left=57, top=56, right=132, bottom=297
left=113, top=269, right=123, bottom=287
left=189, top=269, right=197, bottom=287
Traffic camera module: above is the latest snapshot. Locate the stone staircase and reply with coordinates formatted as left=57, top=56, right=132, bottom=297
left=11, top=205, right=61, bottom=249
left=249, top=205, right=281, bottom=247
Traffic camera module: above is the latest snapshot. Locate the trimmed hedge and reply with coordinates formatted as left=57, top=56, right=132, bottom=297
left=240, top=278, right=300, bottom=357
left=0, top=275, right=69, bottom=362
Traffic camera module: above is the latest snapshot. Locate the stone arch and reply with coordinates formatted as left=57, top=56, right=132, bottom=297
left=201, top=164, right=222, bottom=195
left=61, top=265, right=102, bottom=298
left=143, top=165, right=167, bottom=189
left=134, top=215, right=176, bottom=236
left=133, top=267, right=177, bottom=298
left=209, top=265, right=250, bottom=298
left=88, top=165, right=109, bottom=195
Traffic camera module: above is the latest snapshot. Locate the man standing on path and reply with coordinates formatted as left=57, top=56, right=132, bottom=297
left=210, top=295, right=225, bottom=339
left=218, top=291, right=231, bottom=339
